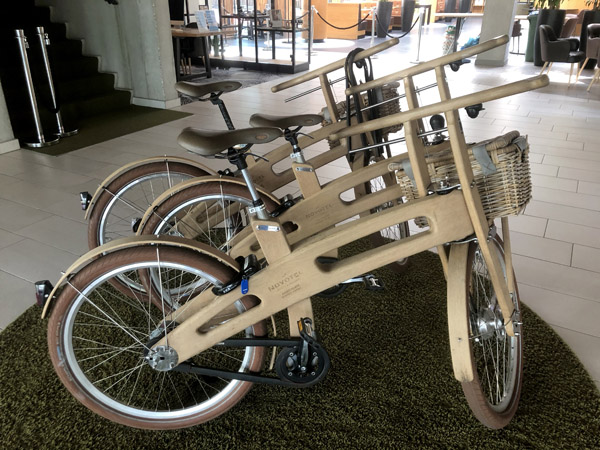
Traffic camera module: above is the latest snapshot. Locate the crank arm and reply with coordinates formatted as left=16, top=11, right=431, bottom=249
left=340, top=274, right=385, bottom=290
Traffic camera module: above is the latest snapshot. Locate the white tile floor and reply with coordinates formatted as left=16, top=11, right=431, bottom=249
left=0, top=20, right=599, bottom=392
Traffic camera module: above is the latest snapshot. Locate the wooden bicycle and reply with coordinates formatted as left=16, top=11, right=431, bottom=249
left=128, top=36, right=500, bottom=275
left=40, top=35, right=548, bottom=431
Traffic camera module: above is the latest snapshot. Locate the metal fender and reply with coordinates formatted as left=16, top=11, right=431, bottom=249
left=137, top=175, right=281, bottom=231
left=40, top=235, right=240, bottom=319
left=84, top=156, right=216, bottom=220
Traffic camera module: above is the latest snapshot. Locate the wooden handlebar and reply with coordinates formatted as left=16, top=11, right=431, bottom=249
left=270, top=38, right=399, bottom=93
left=344, top=35, right=510, bottom=96
left=330, top=75, right=549, bottom=141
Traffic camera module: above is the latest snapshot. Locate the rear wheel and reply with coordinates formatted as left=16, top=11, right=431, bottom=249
left=48, top=246, right=266, bottom=429
left=88, top=162, right=209, bottom=250
left=449, top=236, right=523, bottom=429
left=138, top=181, right=279, bottom=253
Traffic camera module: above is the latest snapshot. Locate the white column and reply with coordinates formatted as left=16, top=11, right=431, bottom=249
left=475, top=0, right=516, bottom=67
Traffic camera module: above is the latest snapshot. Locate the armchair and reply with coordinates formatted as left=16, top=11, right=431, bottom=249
left=539, top=24, right=585, bottom=86
left=576, top=23, right=600, bottom=83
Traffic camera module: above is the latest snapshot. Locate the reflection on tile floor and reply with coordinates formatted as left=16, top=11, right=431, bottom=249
left=1, top=19, right=599, bottom=391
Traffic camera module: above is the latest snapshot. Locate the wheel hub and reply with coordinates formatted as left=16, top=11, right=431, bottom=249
left=144, top=345, right=179, bottom=372
left=477, top=307, right=504, bottom=340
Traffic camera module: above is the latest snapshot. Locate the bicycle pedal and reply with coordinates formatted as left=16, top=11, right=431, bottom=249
left=364, top=275, right=384, bottom=291
left=35, top=280, right=54, bottom=308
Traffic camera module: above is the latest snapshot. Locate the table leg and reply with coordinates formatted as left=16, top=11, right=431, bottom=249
left=174, top=37, right=182, bottom=82
left=453, top=17, right=464, bottom=53
left=202, top=36, right=212, bottom=78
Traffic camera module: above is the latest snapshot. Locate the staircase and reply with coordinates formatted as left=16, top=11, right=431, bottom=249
left=0, top=1, right=131, bottom=141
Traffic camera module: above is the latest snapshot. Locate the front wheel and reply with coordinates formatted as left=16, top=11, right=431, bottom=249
left=448, top=236, right=523, bottom=429
left=138, top=181, right=279, bottom=252
left=48, top=246, right=267, bottom=429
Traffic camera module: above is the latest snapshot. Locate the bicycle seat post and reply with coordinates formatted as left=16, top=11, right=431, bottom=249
left=209, top=94, right=235, bottom=131
left=284, top=126, right=306, bottom=164
left=227, top=146, right=269, bottom=220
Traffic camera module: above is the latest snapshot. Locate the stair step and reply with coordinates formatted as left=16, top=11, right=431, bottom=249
left=56, top=73, right=118, bottom=103
left=0, top=55, right=100, bottom=87
left=43, top=23, right=68, bottom=42
left=7, top=90, right=133, bottom=138
left=0, top=72, right=118, bottom=107
left=46, top=39, right=83, bottom=60
left=61, top=90, right=132, bottom=119
left=0, top=37, right=84, bottom=71
left=52, top=56, right=101, bottom=80
left=0, top=8, right=52, bottom=30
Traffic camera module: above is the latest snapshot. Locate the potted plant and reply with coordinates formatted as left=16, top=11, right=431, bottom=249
left=533, top=0, right=566, bottom=66
left=580, top=0, right=600, bottom=69
left=376, top=0, right=394, bottom=38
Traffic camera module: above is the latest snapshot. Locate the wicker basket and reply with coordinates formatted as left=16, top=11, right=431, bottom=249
left=322, top=82, right=402, bottom=150
left=394, top=131, right=531, bottom=227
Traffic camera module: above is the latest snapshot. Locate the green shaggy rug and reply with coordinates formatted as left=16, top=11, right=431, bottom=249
left=1, top=246, right=599, bottom=449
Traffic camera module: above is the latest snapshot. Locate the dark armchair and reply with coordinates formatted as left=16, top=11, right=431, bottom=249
left=539, top=24, right=585, bottom=86
left=576, top=23, right=600, bottom=83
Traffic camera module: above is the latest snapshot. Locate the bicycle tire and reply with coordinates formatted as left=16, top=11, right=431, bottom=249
left=48, top=245, right=267, bottom=430
left=448, top=236, right=523, bottom=429
left=137, top=180, right=280, bottom=253
left=88, top=162, right=210, bottom=250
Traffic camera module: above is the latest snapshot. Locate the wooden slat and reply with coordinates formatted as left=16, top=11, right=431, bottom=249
left=331, top=75, right=549, bottom=141
left=344, top=35, right=510, bottom=96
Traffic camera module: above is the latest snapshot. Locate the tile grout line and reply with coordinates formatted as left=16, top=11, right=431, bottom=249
left=519, top=280, right=600, bottom=307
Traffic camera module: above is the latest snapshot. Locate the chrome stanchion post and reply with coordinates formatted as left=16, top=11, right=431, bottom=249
left=14, top=29, right=59, bottom=148
left=370, top=7, right=376, bottom=49
left=35, top=26, right=78, bottom=137
left=370, top=7, right=380, bottom=59
left=410, top=6, right=426, bottom=64
left=309, top=6, right=316, bottom=56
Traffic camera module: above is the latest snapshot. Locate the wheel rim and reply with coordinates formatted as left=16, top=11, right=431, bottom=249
left=469, top=245, right=520, bottom=412
left=99, top=172, right=195, bottom=246
left=61, top=259, right=262, bottom=421
left=149, top=194, right=253, bottom=253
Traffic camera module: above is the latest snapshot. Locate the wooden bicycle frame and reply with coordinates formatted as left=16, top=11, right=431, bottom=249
left=150, top=36, right=549, bottom=383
